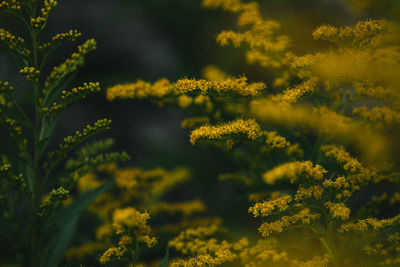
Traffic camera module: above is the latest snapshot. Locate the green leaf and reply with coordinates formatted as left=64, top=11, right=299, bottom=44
left=44, top=72, right=77, bottom=107
left=39, top=181, right=113, bottom=267
left=21, top=86, right=37, bottom=105
left=158, top=244, right=169, bottom=267
left=0, top=105, right=33, bottom=130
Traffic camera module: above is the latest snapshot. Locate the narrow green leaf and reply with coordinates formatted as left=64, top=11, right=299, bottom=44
left=158, top=244, right=169, bottom=267
left=44, top=72, right=77, bottom=107
left=39, top=181, right=113, bottom=267
left=0, top=105, right=33, bottom=130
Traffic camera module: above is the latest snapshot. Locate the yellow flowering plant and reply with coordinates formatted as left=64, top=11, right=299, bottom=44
left=0, top=1, right=128, bottom=266
left=104, top=0, right=400, bottom=266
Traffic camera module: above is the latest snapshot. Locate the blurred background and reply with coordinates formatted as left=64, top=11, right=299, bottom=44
left=0, top=0, right=399, bottom=264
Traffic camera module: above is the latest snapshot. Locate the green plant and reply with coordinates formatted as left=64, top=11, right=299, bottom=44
left=0, top=1, right=128, bottom=266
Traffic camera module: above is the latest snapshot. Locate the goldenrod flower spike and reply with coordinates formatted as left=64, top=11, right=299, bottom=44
left=248, top=194, right=292, bottom=217
left=174, top=77, right=266, bottom=96
left=45, top=39, right=97, bottom=90
left=189, top=118, right=261, bottom=145
left=324, top=202, right=351, bottom=220
left=107, top=78, right=173, bottom=101
left=262, top=161, right=327, bottom=184
left=320, top=145, right=362, bottom=174
left=0, top=28, right=30, bottom=56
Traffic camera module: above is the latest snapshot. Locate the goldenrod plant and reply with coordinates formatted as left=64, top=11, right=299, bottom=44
left=105, top=0, right=400, bottom=266
left=0, top=1, right=128, bottom=266
left=2, top=0, right=400, bottom=266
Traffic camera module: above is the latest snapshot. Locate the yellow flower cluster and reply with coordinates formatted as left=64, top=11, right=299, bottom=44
left=39, top=29, right=81, bottom=50
left=107, top=78, right=173, bottom=101
left=295, top=186, right=324, bottom=201
left=48, top=119, right=111, bottom=160
left=202, top=65, right=230, bottom=82
left=0, top=81, right=14, bottom=92
left=30, top=0, right=58, bottom=28
left=44, top=82, right=101, bottom=115
left=5, top=118, right=22, bottom=135
left=237, top=239, right=291, bottom=266
left=99, top=246, right=126, bottom=264
left=272, top=78, right=318, bottom=104
left=320, top=145, right=362, bottom=173
left=0, top=28, right=29, bottom=56
left=174, top=77, right=266, bottom=96
left=45, top=39, right=97, bottom=89
left=0, top=0, right=21, bottom=11
left=258, top=209, right=320, bottom=237
left=112, top=207, right=157, bottom=247
left=248, top=194, right=292, bottom=217
left=324, top=202, right=351, bottom=220
left=322, top=176, right=350, bottom=189
left=353, top=106, right=400, bottom=127
left=339, top=214, right=400, bottom=233
left=313, top=20, right=391, bottom=47
left=203, top=0, right=290, bottom=68
left=19, top=67, right=40, bottom=83
left=170, top=249, right=237, bottom=267
left=263, top=131, right=290, bottom=149
left=262, top=161, right=326, bottom=184
left=189, top=118, right=261, bottom=145
left=181, top=117, right=209, bottom=129
left=151, top=199, right=206, bottom=216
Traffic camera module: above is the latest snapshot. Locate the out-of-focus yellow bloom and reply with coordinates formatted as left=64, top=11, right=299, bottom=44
left=353, top=106, right=400, bottom=128
left=151, top=199, right=206, bottom=216
left=181, top=117, right=210, bottom=129
left=99, top=246, right=126, bottom=264
left=339, top=214, right=400, bottom=232
left=65, top=242, right=106, bottom=262
left=263, top=161, right=326, bottom=184
left=178, top=95, right=193, bottom=108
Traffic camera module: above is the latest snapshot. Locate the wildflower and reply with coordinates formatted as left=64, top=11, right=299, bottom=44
left=189, top=118, right=261, bottom=145
left=0, top=28, right=29, bottom=56
left=174, top=77, right=266, bottom=96
left=320, top=145, right=362, bottom=173
left=20, top=67, right=40, bottom=83
left=248, top=194, right=292, bottom=217
left=45, top=39, right=97, bottom=90
left=258, top=209, right=320, bottom=237
left=339, top=214, right=400, bottom=233
left=272, top=78, right=318, bottom=104
left=262, top=161, right=326, bottom=184
left=99, top=246, right=126, bottom=264
left=263, top=131, right=290, bottom=149
left=178, top=95, right=193, bottom=108
left=39, top=29, right=81, bottom=50
left=324, top=202, right=351, bottom=220
left=295, top=186, right=324, bottom=201
left=107, top=78, right=173, bottom=101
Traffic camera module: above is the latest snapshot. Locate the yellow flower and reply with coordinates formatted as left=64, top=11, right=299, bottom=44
left=262, top=161, right=326, bottom=184
left=324, top=202, right=351, bottom=220
left=189, top=119, right=261, bottom=145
